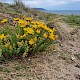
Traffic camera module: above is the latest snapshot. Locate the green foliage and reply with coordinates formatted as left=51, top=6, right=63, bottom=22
left=64, top=15, right=80, bottom=26
left=0, top=17, right=58, bottom=58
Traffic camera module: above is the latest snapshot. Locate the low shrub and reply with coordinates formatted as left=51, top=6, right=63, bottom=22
left=0, top=16, right=58, bottom=58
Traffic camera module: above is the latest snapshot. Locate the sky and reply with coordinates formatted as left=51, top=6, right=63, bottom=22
left=0, top=0, right=80, bottom=10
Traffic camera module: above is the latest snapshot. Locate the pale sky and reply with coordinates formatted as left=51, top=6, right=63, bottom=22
left=0, top=0, right=80, bottom=10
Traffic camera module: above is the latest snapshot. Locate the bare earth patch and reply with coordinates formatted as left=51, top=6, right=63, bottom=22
left=0, top=50, right=80, bottom=80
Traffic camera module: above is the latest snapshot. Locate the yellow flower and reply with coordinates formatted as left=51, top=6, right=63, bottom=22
left=33, top=37, right=37, bottom=41
left=14, top=18, right=20, bottom=21
left=36, top=29, right=40, bottom=34
left=17, top=40, right=24, bottom=46
left=36, top=21, right=41, bottom=25
left=23, top=15, right=26, bottom=19
left=21, top=22, right=29, bottom=27
left=6, top=34, right=10, bottom=38
left=43, top=33, right=48, bottom=38
left=3, top=34, right=9, bottom=41
left=49, top=33, right=55, bottom=40
left=45, top=27, right=48, bottom=31
left=25, top=17, right=33, bottom=21
left=41, top=25, right=48, bottom=30
left=18, top=19, right=24, bottom=24
left=49, top=36, right=55, bottom=40
left=23, top=28, right=34, bottom=34
left=1, top=19, right=8, bottom=23
left=55, top=35, right=58, bottom=39
left=9, top=45, right=13, bottom=50
left=16, top=33, right=20, bottom=38
left=48, top=28, right=54, bottom=33
left=29, top=38, right=35, bottom=45
left=20, top=33, right=28, bottom=39
left=5, top=42, right=10, bottom=48
left=18, top=19, right=28, bottom=27
left=0, top=34, right=6, bottom=39
left=31, top=21, right=36, bottom=25
left=53, top=28, right=57, bottom=32
left=32, top=25, right=38, bottom=29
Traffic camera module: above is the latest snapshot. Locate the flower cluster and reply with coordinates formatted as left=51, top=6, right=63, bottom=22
left=0, top=16, right=58, bottom=58
left=1, top=19, right=8, bottom=23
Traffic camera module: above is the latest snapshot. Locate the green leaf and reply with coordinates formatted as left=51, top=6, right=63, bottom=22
left=0, top=50, right=2, bottom=57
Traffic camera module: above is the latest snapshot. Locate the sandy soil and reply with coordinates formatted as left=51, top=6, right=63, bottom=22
left=56, top=21, right=80, bottom=55
left=0, top=50, right=80, bottom=80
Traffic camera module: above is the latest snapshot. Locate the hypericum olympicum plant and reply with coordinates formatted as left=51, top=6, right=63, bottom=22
left=0, top=16, right=58, bottom=58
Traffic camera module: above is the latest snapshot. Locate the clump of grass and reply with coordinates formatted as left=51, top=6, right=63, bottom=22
left=0, top=0, right=30, bottom=15
left=13, top=0, right=26, bottom=9
left=12, top=0, right=29, bottom=12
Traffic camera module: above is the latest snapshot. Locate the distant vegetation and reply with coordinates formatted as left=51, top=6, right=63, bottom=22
left=64, top=15, right=80, bottom=27
left=34, top=8, right=46, bottom=11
